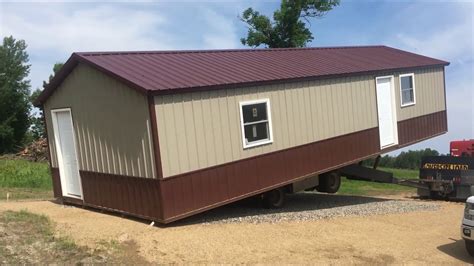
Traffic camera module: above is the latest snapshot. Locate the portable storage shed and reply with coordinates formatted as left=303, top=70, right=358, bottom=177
left=34, top=45, right=449, bottom=223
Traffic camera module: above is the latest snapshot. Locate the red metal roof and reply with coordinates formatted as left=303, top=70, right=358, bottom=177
left=34, top=45, right=449, bottom=106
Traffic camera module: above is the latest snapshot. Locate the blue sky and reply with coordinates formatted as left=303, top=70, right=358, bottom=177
left=1, top=0, right=472, bottom=154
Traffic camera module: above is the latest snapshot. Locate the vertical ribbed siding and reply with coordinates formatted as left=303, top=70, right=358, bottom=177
left=395, top=67, right=445, bottom=121
left=44, top=63, right=155, bottom=179
left=155, top=75, right=379, bottom=177
left=397, top=110, right=447, bottom=146
left=80, top=170, right=163, bottom=220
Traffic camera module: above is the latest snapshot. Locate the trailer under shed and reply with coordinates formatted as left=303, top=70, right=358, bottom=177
left=34, top=45, right=449, bottom=223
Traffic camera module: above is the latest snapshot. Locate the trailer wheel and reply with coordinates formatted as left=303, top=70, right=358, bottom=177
left=262, top=187, right=286, bottom=208
left=429, top=191, right=443, bottom=200
left=465, top=240, right=474, bottom=257
left=318, top=172, right=341, bottom=194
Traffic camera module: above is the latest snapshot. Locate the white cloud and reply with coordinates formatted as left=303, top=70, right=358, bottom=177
left=199, top=7, right=239, bottom=49
left=395, top=20, right=473, bottom=64
left=0, top=4, right=172, bottom=53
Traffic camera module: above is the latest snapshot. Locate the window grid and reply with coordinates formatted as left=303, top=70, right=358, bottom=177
left=400, top=73, right=416, bottom=107
left=239, top=99, right=274, bottom=149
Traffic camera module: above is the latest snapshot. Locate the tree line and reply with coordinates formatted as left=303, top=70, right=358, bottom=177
left=363, top=148, right=442, bottom=170
left=0, top=35, right=62, bottom=154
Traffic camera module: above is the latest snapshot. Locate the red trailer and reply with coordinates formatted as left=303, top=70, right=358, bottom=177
left=451, top=140, right=474, bottom=157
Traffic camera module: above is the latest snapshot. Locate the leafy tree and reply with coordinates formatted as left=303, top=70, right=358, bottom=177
left=240, top=0, right=340, bottom=48
left=29, top=62, right=64, bottom=140
left=43, top=62, right=64, bottom=88
left=0, top=36, right=31, bottom=153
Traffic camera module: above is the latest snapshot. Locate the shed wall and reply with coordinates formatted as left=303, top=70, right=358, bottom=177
left=394, top=67, right=445, bottom=121
left=155, top=66, right=446, bottom=178
left=155, top=75, right=379, bottom=178
left=44, top=63, right=156, bottom=179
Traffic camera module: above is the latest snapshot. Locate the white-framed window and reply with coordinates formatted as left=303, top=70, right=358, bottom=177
left=399, top=73, right=416, bottom=107
left=239, top=98, right=273, bottom=149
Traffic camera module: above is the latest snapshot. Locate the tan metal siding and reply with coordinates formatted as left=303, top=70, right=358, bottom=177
left=394, top=67, right=446, bottom=121
left=155, top=75, right=379, bottom=177
left=44, top=63, right=156, bottom=178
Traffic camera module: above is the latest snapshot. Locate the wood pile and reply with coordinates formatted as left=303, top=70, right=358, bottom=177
left=16, top=138, right=48, bottom=162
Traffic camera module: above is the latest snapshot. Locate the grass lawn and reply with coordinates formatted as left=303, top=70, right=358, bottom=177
left=338, top=167, right=419, bottom=196
left=0, top=159, right=52, bottom=200
left=0, top=210, right=131, bottom=264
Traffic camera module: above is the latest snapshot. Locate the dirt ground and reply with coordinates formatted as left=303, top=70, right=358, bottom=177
left=0, top=197, right=472, bottom=264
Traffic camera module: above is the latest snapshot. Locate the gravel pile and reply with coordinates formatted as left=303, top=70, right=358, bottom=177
left=180, top=192, right=440, bottom=225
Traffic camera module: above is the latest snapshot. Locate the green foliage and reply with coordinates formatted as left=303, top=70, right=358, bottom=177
left=1, top=210, right=51, bottom=231
left=43, top=62, right=64, bottom=87
left=29, top=62, right=64, bottom=141
left=0, top=36, right=31, bottom=153
left=240, top=0, right=340, bottom=48
left=0, top=159, right=51, bottom=189
left=363, top=148, right=441, bottom=170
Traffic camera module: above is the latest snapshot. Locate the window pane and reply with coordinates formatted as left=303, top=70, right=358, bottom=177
left=401, top=76, right=413, bottom=90
left=244, top=122, right=269, bottom=143
left=402, top=89, right=414, bottom=104
left=242, top=103, right=267, bottom=123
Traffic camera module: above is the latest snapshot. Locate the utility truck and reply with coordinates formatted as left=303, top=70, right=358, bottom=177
left=461, top=196, right=474, bottom=257
left=416, top=139, right=474, bottom=199
left=333, top=139, right=474, bottom=201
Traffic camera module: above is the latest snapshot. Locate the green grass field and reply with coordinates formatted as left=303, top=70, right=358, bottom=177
left=338, top=167, right=419, bottom=196
left=0, top=210, right=129, bottom=264
left=0, top=159, right=52, bottom=200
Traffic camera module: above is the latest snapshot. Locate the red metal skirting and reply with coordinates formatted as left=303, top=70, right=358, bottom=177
left=51, top=167, right=62, bottom=198
left=397, top=110, right=447, bottom=146
left=80, top=171, right=164, bottom=221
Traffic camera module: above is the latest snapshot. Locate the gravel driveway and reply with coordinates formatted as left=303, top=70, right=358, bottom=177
left=0, top=196, right=468, bottom=264
left=180, top=192, right=440, bottom=225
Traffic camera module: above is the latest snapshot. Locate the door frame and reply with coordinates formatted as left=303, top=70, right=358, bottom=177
left=51, top=108, right=83, bottom=199
left=375, top=75, right=399, bottom=149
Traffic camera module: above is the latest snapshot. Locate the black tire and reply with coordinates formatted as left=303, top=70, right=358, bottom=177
left=429, top=190, right=454, bottom=201
left=465, top=240, right=474, bottom=257
left=318, top=172, right=341, bottom=194
left=262, top=188, right=286, bottom=208
left=429, top=191, right=442, bottom=200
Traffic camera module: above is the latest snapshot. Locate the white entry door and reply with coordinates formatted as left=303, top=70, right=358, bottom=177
left=376, top=76, right=398, bottom=148
left=51, top=109, right=82, bottom=198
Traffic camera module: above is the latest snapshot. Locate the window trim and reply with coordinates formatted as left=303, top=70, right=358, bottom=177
left=239, top=98, right=274, bottom=149
left=399, top=73, right=416, bottom=107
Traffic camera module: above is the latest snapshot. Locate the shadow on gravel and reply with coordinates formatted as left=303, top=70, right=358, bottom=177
left=437, top=238, right=474, bottom=263
left=174, top=192, right=390, bottom=226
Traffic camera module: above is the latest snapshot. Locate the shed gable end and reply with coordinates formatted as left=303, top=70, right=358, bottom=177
left=43, top=63, right=156, bottom=179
